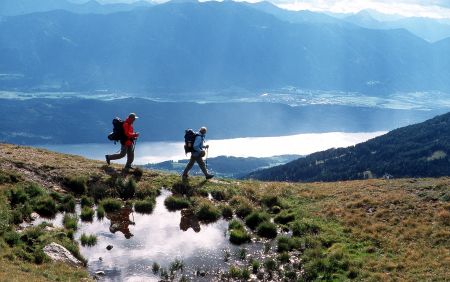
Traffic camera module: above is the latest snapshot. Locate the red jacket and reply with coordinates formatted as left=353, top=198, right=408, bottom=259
left=123, top=117, right=138, bottom=147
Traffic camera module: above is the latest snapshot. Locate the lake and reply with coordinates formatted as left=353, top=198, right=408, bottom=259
left=36, top=131, right=386, bottom=164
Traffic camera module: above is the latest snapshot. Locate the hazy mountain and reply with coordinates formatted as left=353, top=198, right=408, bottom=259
left=0, top=1, right=449, bottom=94
left=248, top=112, right=450, bottom=182
left=344, top=9, right=450, bottom=42
left=0, top=98, right=443, bottom=144
left=0, top=0, right=152, bottom=16
left=143, top=155, right=301, bottom=178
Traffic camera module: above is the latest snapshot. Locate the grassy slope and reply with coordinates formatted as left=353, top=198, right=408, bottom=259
left=0, top=143, right=449, bottom=281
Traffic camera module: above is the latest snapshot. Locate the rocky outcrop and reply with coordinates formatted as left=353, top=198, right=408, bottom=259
left=43, top=242, right=83, bottom=267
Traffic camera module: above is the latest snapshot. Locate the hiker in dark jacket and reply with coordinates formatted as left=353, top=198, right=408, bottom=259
left=182, top=126, right=214, bottom=180
left=106, top=113, right=139, bottom=170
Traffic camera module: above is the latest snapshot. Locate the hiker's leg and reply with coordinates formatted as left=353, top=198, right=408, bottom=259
left=125, top=145, right=134, bottom=168
left=196, top=157, right=209, bottom=176
left=108, top=145, right=127, bottom=160
left=182, top=156, right=196, bottom=177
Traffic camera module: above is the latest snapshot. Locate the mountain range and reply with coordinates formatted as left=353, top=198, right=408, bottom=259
left=0, top=1, right=449, bottom=94
left=248, top=111, right=450, bottom=182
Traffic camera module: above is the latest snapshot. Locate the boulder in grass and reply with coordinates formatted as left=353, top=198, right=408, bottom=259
left=43, top=242, right=83, bottom=267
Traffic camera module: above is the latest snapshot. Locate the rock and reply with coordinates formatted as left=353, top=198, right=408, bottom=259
left=106, top=245, right=113, bottom=250
left=30, top=212, right=39, bottom=220
left=44, top=226, right=55, bottom=232
left=95, top=271, right=105, bottom=276
left=43, top=242, right=83, bottom=267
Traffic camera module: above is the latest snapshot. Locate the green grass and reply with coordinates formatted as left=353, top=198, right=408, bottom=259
left=256, top=222, right=277, bottom=239
left=63, top=214, right=78, bottom=230
left=96, top=205, right=105, bottom=219
left=80, top=233, right=97, bottom=247
left=229, top=229, right=251, bottom=245
left=134, top=197, right=156, bottom=214
left=80, top=207, right=94, bottom=221
left=99, top=198, right=123, bottom=212
left=244, top=211, right=270, bottom=230
left=195, top=200, right=221, bottom=222
left=63, top=176, right=88, bottom=194
left=164, top=195, right=191, bottom=211
left=80, top=196, right=94, bottom=208
left=274, top=211, right=296, bottom=224
left=33, top=196, right=57, bottom=218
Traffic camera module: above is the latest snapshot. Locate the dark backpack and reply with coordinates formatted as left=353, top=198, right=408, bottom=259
left=184, top=129, right=199, bottom=154
left=108, top=117, right=125, bottom=144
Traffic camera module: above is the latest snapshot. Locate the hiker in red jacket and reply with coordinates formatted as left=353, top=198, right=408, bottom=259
left=106, top=113, right=140, bottom=170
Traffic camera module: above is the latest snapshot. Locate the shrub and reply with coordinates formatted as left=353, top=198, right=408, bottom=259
left=96, top=206, right=105, bottom=219
left=60, top=194, right=76, bottom=213
left=100, top=198, right=122, bottom=212
left=33, top=196, right=57, bottom=218
left=220, top=205, right=233, bottom=219
left=195, top=201, right=221, bottom=222
left=80, top=207, right=94, bottom=221
left=229, top=229, right=251, bottom=245
left=291, top=219, right=321, bottom=237
left=50, top=191, right=63, bottom=202
left=80, top=233, right=97, bottom=247
left=64, top=176, right=88, bottom=194
left=256, top=222, right=278, bottom=239
left=80, top=196, right=94, bottom=208
left=164, top=196, right=190, bottom=211
left=63, top=214, right=78, bottom=230
left=34, top=248, right=47, bottom=264
left=134, top=197, right=156, bottom=214
left=274, top=211, right=296, bottom=224
left=245, top=211, right=270, bottom=230
left=0, top=201, right=9, bottom=235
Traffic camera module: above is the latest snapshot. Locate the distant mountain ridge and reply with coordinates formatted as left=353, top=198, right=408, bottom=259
left=0, top=1, right=449, bottom=94
left=247, top=112, right=450, bottom=182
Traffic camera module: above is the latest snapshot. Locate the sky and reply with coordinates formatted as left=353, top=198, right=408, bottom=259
left=69, top=0, right=450, bottom=19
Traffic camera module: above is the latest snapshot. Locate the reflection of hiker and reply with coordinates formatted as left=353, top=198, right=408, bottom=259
left=106, top=206, right=135, bottom=239
left=182, top=127, right=214, bottom=181
left=179, top=209, right=200, bottom=233
left=106, top=113, right=140, bottom=170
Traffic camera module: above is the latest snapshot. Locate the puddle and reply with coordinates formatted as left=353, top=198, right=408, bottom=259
left=33, top=190, right=276, bottom=281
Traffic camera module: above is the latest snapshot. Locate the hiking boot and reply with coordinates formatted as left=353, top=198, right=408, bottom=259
left=205, top=174, right=214, bottom=180
left=105, top=155, right=110, bottom=165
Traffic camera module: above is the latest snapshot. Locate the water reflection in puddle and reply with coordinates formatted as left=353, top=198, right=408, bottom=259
left=37, top=190, right=270, bottom=281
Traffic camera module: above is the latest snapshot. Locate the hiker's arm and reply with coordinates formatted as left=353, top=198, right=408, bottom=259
left=123, top=123, right=139, bottom=139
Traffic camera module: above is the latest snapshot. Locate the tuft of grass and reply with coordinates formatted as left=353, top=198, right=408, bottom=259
left=152, top=262, right=160, bottom=274
left=195, top=201, right=221, bottom=222
left=96, top=205, right=105, bottom=219
left=229, top=229, right=251, bottom=245
left=63, top=214, right=78, bottom=230
left=80, top=207, right=94, bottom=221
left=80, top=233, right=97, bottom=247
left=261, top=195, right=281, bottom=208
left=164, top=195, right=191, bottom=211
left=210, top=189, right=229, bottom=201
left=60, top=194, right=76, bottom=213
left=169, top=258, right=184, bottom=272
left=64, top=176, right=88, bottom=194
left=277, top=236, right=302, bottom=253
left=256, top=222, right=278, bottom=239
left=80, top=196, right=94, bottom=208
left=291, top=219, right=321, bottom=237
left=244, top=211, right=270, bottom=230
left=24, top=183, right=45, bottom=198
left=134, top=197, right=156, bottom=214
left=99, top=198, right=123, bottom=212
left=274, top=211, right=296, bottom=225
left=117, top=178, right=137, bottom=200
left=251, top=259, right=260, bottom=274
left=235, top=203, right=253, bottom=219
left=264, top=259, right=277, bottom=272
left=220, top=204, right=233, bottom=219
left=228, top=219, right=244, bottom=230
left=33, top=196, right=57, bottom=218
left=4, top=230, right=21, bottom=246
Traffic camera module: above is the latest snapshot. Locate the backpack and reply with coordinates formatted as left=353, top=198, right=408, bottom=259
left=184, top=129, right=199, bottom=154
left=108, top=117, right=125, bottom=144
